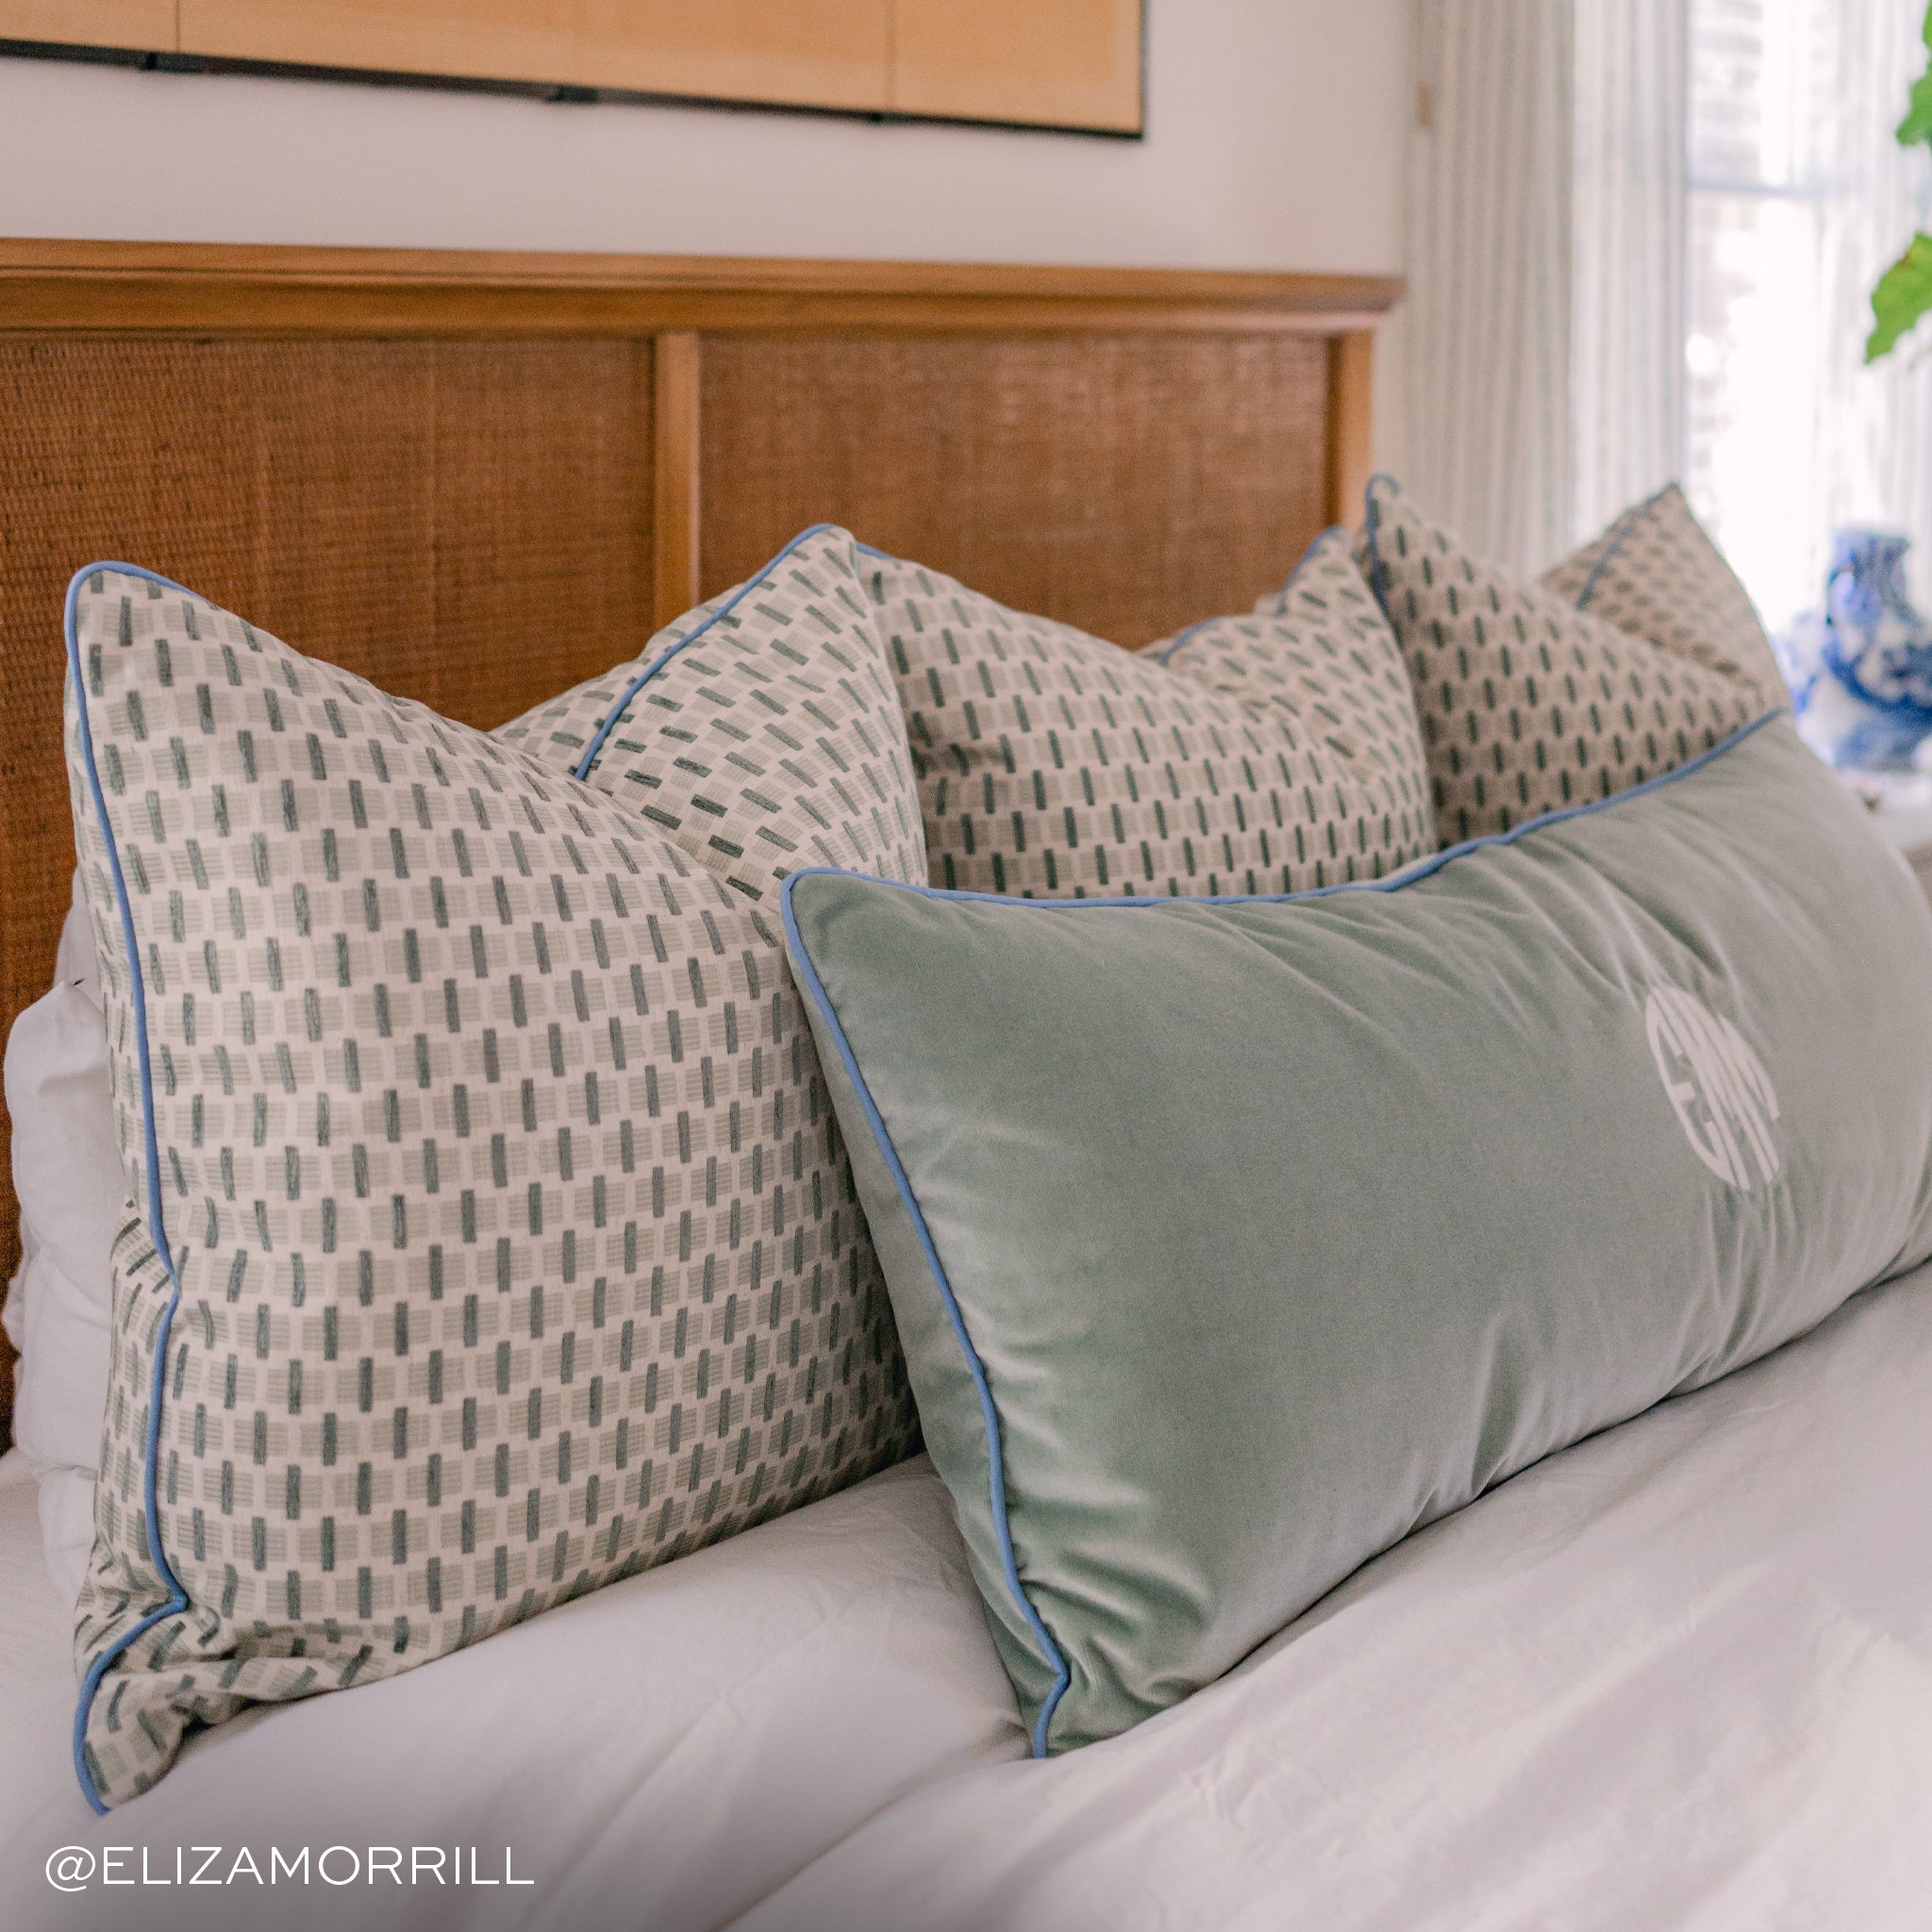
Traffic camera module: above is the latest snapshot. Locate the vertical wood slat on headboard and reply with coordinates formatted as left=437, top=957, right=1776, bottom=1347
left=0, top=241, right=1400, bottom=1447
left=1326, top=330, right=1378, bottom=535
left=652, top=332, right=705, bottom=628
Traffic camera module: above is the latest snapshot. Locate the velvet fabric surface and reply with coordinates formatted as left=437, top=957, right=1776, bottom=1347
left=783, top=714, right=1932, bottom=1754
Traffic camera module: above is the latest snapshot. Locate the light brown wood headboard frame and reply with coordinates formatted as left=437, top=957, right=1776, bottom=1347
left=0, top=238, right=1400, bottom=1444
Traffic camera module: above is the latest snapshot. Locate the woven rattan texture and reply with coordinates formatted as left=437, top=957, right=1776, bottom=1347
left=697, top=332, right=1332, bottom=650
left=0, top=336, right=656, bottom=1443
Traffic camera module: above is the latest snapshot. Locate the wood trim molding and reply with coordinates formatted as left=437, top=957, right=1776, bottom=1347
left=1324, top=328, right=1377, bottom=528
left=651, top=331, right=703, bottom=627
left=0, top=239, right=1405, bottom=338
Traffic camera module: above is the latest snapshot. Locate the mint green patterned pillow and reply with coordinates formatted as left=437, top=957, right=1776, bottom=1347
left=68, top=529, right=924, bottom=1808
left=1360, top=478, right=1766, bottom=844
left=863, top=540, right=1433, bottom=899
left=1541, top=483, right=1786, bottom=709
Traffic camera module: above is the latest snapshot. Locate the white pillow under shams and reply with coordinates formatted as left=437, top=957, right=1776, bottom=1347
left=2, top=1240, right=110, bottom=1483
left=4, top=878, right=120, bottom=1600
left=37, top=1465, right=95, bottom=1609
left=52, top=877, right=101, bottom=1000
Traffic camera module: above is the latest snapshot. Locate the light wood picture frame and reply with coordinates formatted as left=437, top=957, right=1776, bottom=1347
left=0, top=0, right=1147, bottom=135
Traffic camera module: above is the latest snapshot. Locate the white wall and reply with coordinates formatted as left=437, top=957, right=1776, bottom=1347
left=0, top=0, right=1413, bottom=462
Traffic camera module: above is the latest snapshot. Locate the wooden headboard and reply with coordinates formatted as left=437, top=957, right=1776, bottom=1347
left=0, top=238, right=1400, bottom=1444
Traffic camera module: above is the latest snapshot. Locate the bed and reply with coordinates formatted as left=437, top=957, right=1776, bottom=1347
left=7, top=1265, right=1932, bottom=1930
left=4, top=239, right=1930, bottom=1931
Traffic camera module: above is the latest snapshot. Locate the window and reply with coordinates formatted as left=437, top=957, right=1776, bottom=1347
left=1686, top=0, right=1932, bottom=626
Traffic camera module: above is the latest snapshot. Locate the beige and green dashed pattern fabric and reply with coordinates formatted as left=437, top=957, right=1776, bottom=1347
left=863, top=537, right=1436, bottom=899
left=500, top=526, right=925, bottom=902
left=1360, top=478, right=1765, bottom=845
left=1540, top=482, right=1786, bottom=709
left=1155, top=529, right=1435, bottom=818
left=69, top=536, right=924, bottom=1807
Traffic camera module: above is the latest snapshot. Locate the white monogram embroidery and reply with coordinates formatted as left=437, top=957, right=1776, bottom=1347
left=1644, top=986, right=1781, bottom=1191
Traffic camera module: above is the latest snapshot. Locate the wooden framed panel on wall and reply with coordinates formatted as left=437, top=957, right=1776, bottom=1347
left=0, top=0, right=1146, bottom=134
left=1, top=0, right=170, bottom=44
left=580, top=1, right=891, bottom=114
left=175, top=0, right=579, bottom=89
left=173, top=0, right=892, bottom=112
left=892, top=0, right=1141, bottom=134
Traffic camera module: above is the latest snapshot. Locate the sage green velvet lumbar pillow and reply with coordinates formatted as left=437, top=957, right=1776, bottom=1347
left=783, top=712, right=1932, bottom=1755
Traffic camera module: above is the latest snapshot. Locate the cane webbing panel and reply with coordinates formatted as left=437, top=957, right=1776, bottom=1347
left=697, top=332, right=1332, bottom=651
left=0, top=335, right=656, bottom=1445
left=0, top=244, right=1391, bottom=1451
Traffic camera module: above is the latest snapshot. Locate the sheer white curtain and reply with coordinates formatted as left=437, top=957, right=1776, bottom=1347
left=1407, top=0, right=1687, bottom=575
left=1573, top=0, right=1688, bottom=537
left=1408, top=0, right=1932, bottom=608
left=1407, top=1, right=1576, bottom=575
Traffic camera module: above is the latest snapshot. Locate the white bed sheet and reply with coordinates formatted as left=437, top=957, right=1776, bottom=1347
left=0, top=1453, right=1024, bottom=1931
left=738, top=1261, right=1932, bottom=1932
left=0, top=1457, right=88, bottom=1886
left=8, top=1264, right=1932, bottom=1932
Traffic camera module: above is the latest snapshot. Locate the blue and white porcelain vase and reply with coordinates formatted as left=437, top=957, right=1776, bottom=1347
left=1784, top=527, right=1932, bottom=770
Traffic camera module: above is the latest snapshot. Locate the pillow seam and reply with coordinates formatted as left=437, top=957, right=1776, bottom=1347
left=1573, top=485, right=1671, bottom=613
left=1154, top=525, right=1349, bottom=669
left=783, top=709, right=1782, bottom=925
left=779, top=874, right=1074, bottom=1757
left=62, top=559, right=198, bottom=1816
left=573, top=525, right=898, bottom=786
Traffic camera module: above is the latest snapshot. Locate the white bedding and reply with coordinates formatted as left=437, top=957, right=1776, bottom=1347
left=0, top=1454, right=1024, bottom=1931
left=7, top=1264, right=1932, bottom=1930
left=744, top=1262, right=1932, bottom=1932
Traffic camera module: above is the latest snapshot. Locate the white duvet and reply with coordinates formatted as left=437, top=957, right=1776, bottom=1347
left=8, top=1264, right=1932, bottom=1930
left=747, top=1262, right=1932, bottom=1932
left=0, top=1455, right=1024, bottom=1931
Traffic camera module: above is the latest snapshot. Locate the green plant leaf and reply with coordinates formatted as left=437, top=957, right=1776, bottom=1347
left=1901, top=69, right=1932, bottom=145
left=1868, top=233, right=1932, bottom=361
left=1924, top=0, right=1932, bottom=49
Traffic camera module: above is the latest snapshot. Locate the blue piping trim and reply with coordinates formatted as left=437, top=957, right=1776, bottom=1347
left=788, top=708, right=1782, bottom=923
left=572, top=525, right=894, bottom=784
left=1154, top=525, right=1347, bottom=668
left=63, top=561, right=198, bottom=1815
left=777, top=704, right=1782, bottom=1756
left=1573, top=484, right=1671, bottom=612
left=1359, top=472, right=1403, bottom=618
left=780, top=884, right=1074, bottom=1757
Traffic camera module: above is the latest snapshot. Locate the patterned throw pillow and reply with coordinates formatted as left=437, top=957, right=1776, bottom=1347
left=1155, top=527, right=1433, bottom=750
left=865, top=533, right=1435, bottom=898
left=500, top=525, right=926, bottom=900
left=68, top=525, right=924, bottom=1808
left=1359, top=478, right=1766, bottom=845
left=1541, top=483, right=1786, bottom=708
